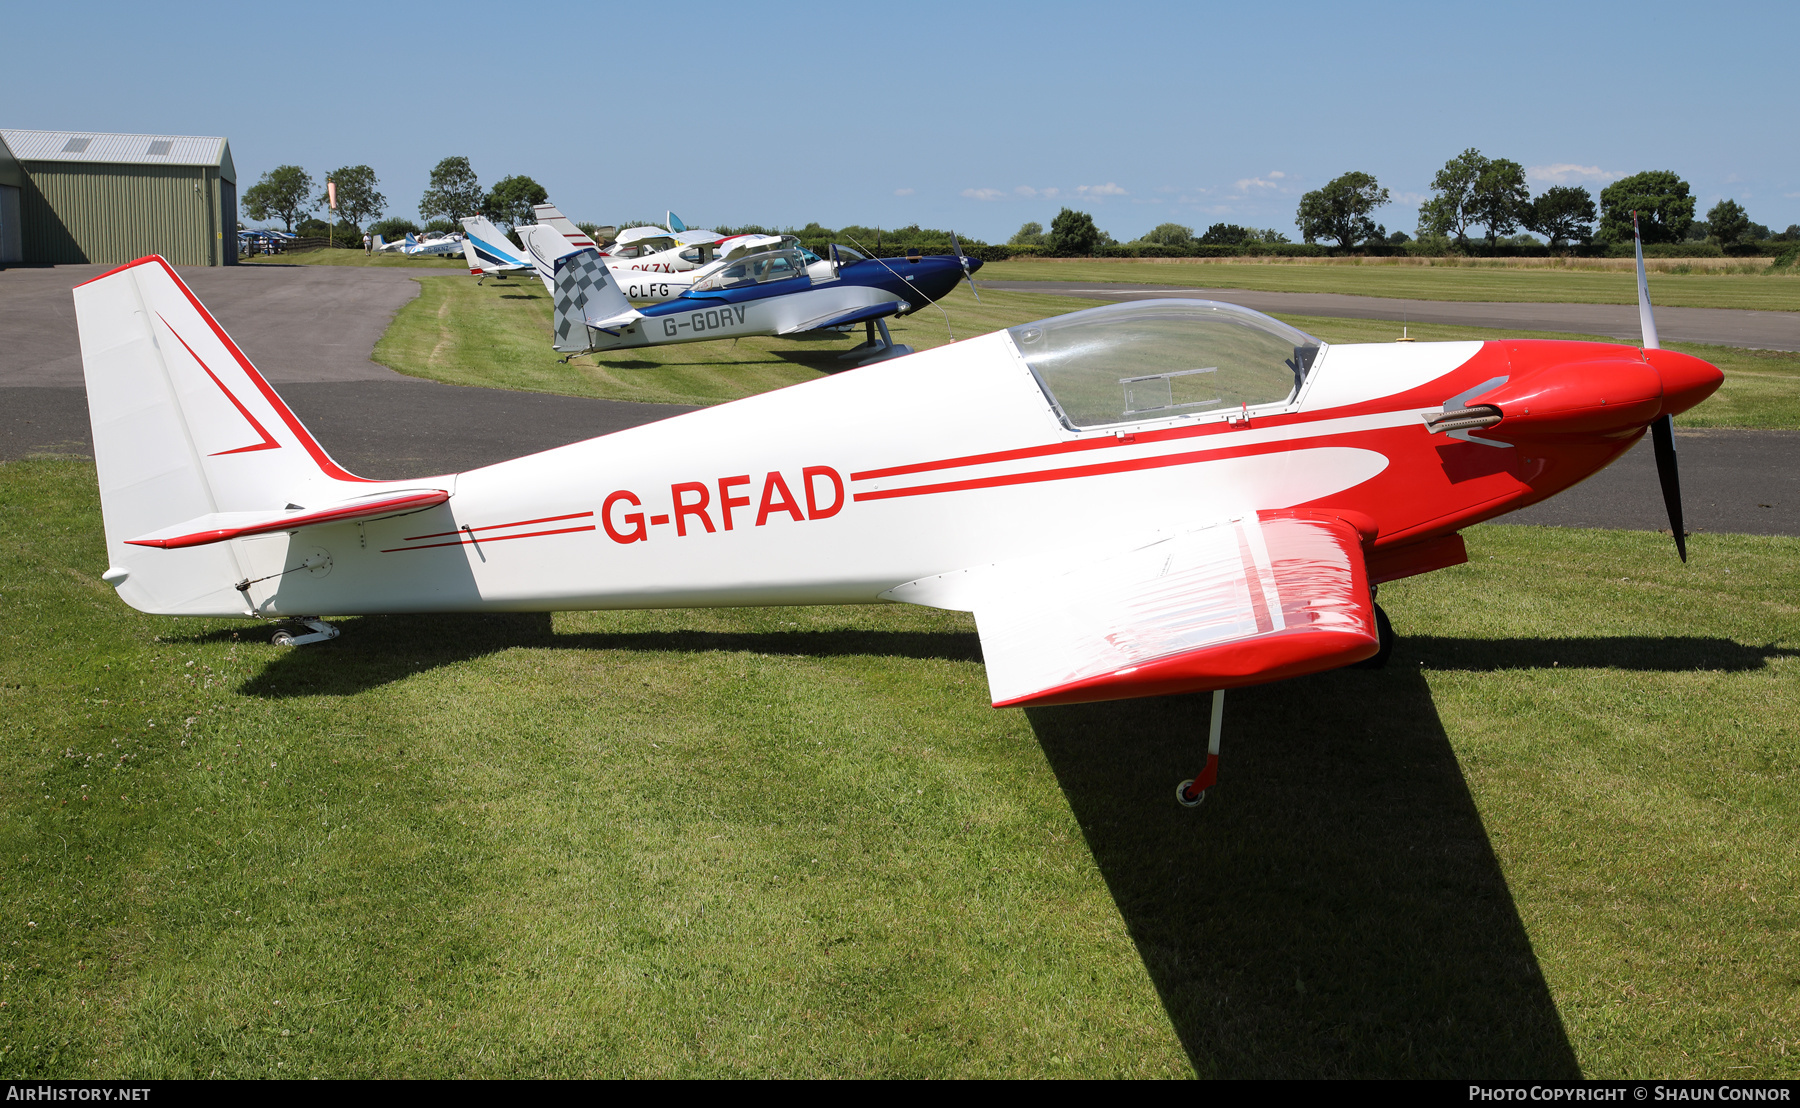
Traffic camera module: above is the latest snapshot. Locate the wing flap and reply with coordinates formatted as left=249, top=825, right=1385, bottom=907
left=973, top=513, right=1377, bottom=707
left=126, top=489, right=449, bottom=549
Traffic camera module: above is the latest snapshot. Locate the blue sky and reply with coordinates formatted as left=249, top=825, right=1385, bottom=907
left=6, top=0, right=1795, bottom=242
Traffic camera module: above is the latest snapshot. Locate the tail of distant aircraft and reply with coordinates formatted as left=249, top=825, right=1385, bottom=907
left=404, top=232, right=418, bottom=247
left=551, top=248, right=637, bottom=355
left=372, top=234, right=387, bottom=251
left=532, top=203, right=601, bottom=250
left=70, top=256, right=428, bottom=616
left=459, top=215, right=532, bottom=275
left=517, top=224, right=578, bottom=298
left=667, top=211, right=687, bottom=233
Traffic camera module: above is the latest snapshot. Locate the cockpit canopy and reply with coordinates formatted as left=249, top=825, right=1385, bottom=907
left=690, top=247, right=808, bottom=291
left=1007, top=300, right=1322, bottom=430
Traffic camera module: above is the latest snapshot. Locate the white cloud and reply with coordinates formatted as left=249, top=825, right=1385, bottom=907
left=893, top=188, right=914, bottom=196
left=1268, top=170, right=1286, bottom=179
left=1235, top=175, right=1284, bottom=192
left=1390, top=191, right=1428, bottom=207
left=1528, top=164, right=1623, bottom=186
left=1013, top=185, right=1059, bottom=199
left=1076, top=182, right=1127, bottom=198
left=961, top=188, right=1005, bottom=201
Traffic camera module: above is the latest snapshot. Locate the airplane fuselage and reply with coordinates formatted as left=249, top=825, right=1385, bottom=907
left=208, top=330, right=1713, bottom=620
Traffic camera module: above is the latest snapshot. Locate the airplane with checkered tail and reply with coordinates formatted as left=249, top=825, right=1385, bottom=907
left=74, top=231, right=1721, bottom=806
left=538, top=227, right=981, bottom=362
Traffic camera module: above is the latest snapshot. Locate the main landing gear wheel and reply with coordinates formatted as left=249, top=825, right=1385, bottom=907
left=1176, top=691, right=1226, bottom=809
left=1352, top=603, right=1395, bottom=670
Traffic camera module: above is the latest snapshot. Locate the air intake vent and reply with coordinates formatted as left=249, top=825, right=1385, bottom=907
left=145, top=140, right=172, bottom=156
left=61, top=136, right=92, bottom=153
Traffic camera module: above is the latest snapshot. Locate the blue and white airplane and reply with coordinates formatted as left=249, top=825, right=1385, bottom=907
left=458, top=216, right=536, bottom=280
left=538, top=226, right=982, bottom=363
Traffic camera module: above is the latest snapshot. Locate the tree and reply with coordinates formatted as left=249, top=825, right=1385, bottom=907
left=1527, top=185, right=1597, bottom=249
left=1197, top=223, right=1256, bottom=246
left=1597, top=171, right=1695, bottom=245
left=367, top=217, right=420, bottom=241
left=1470, top=158, right=1530, bottom=245
left=419, top=156, right=484, bottom=224
left=1141, top=222, right=1195, bottom=246
left=1258, top=228, right=1291, bottom=244
left=1417, top=148, right=1488, bottom=247
left=483, top=175, right=549, bottom=230
left=1706, top=199, right=1751, bottom=246
left=1008, top=221, right=1045, bottom=246
left=1047, top=208, right=1101, bottom=255
left=1295, top=171, right=1390, bottom=248
left=317, top=165, right=385, bottom=232
left=241, top=165, right=313, bottom=232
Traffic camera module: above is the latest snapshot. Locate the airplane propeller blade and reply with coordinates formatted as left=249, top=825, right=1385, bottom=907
left=1635, top=211, right=1686, bottom=562
left=950, top=231, right=981, bottom=302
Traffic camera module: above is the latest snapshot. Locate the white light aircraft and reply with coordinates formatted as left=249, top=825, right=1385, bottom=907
left=73, top=224, right=1719, bottom=807
left=519, top=223, right=811, bottom=303
left=373, top=230, right=463, bottom=257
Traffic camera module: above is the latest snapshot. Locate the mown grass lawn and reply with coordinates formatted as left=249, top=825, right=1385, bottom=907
left=979, top=259, right=1800, bottom=313
left=3, top=458, right=1797, bottom=1077
left=372, top=277, right=1800, bottom=428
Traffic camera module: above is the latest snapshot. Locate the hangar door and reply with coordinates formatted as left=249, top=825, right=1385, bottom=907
left=22, top=164, right=215, bottom=266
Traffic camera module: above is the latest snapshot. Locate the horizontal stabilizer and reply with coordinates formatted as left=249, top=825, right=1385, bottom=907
left=783, top=299, right=906, bottom=335
left=126, top=489, right=449, bottom=549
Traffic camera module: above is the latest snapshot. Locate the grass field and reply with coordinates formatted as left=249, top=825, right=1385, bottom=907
left=2, top=458, right=1796, bottom=1077
left=979, top=259, right=1800, bottom=313
left=372, top=277, right=1800, bottom=428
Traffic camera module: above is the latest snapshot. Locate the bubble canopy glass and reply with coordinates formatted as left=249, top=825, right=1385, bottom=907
left=1007, top=300, right=1323, bottom=430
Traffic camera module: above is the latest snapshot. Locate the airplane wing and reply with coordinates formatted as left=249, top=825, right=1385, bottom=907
left=125, top=489, right=449, bottom=549
left=888, top=511, right=1379, bottom=707
left=779, top=299, right=907, bottom=335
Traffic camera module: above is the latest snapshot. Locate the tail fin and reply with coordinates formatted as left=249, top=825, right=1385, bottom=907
left=404, top=231, right=417, bottom=247
left=533, top=202, right=599, bottom=249
left=72, top=256, right=376, bottom=614
left=458, top=215, right=529, bottom=268
left=552, top=249, right=636, bottom=354
left=667, top=211, right=687, bottom=233
left=517, top=223, right=577, bottom=297
left=460, top=234, right=484, bottom=275
left=372, top=234, right=388, bottom=251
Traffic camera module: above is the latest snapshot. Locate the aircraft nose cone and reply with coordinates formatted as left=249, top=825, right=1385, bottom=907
left=965, top=255, right=984, bottom=274
left=1645, top=349, right=1725, bottom=419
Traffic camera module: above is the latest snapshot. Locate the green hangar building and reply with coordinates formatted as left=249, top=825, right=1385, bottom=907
left=0, top=128, right=237, bottom=267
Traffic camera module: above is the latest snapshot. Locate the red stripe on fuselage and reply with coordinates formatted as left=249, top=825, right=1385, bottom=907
left=381, top=524, right=595, bottom=553
left=402, top=511, right=593, bottom=542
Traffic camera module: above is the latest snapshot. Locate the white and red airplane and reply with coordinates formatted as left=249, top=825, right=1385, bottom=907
left=72, top=223, right=1719, bottom=806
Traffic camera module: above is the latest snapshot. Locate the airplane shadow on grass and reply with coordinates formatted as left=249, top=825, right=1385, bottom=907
left=231, top=611, right=982, bottom=699
left=231, top=617, right=1793, bottom=1075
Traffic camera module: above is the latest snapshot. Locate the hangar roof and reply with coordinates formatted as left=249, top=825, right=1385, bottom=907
left=0, top=129, right=233, bottom=180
